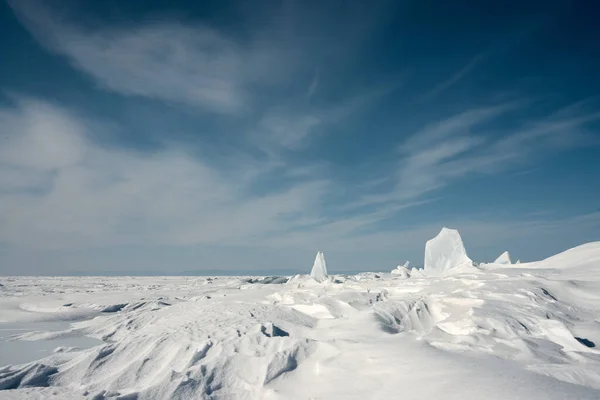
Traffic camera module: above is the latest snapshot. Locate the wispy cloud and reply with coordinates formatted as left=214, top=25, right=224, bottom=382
left=1, top=96, right=598, bottom=272
left=419, top=54, right=485, bottom=102
left=0, top=97, right=332, bottom=249
left=2, top=1, right=599, bottom=274
left=307, top=67, right=319, bottom=99
left=7, top=1, right=301, bottom=114
left=348, top=99, right=600, bottom=210
left=256, top=84, right=398, bottom=151
left=258, top=111, right=321, bottom=150
left=404, top=101, right=599, bottom=190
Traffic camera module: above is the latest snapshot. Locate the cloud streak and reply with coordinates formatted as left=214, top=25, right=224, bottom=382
left=348, top=99, right=600, bottom=210
left=0, top=98, right=332, bottom=249
left=2, top=1, right=599, bottom=274
left=8, top=1, right=297, bottom=114
left=420, top=54, right=485, bottom=102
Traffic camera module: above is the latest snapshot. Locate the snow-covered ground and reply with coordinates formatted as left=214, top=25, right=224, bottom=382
left=2, top=240, right=600, bottom=399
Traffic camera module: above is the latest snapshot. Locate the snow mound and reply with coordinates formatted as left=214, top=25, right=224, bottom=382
left=409, top=268, right=424, bottom=277
left=245, top=276, right=289, bottom=285
left=310, top=251, right=328, bottom=283
left=0, top=363, right=58, bottom=390
left=373, top=297, right=444, bottom=334
left=494, top=251, right=512, bottom=265
left=538, top=242, right=600, bottom=270
left=424, top=227, right=472, bottom=276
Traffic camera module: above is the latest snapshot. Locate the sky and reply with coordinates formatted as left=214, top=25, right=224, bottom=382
left=0, top=0, right=599, bottom=275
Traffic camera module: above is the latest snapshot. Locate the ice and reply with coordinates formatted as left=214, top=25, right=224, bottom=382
left=391, top=261, right=411, bottom=278
left=424, top=227, right=473, bottom=276
left=310, top=251, right=329, bottom=283
left=494, top=251, right=512, bottom=264
left=0, top=321, right=101, bottom=367
left=2, top=242, right=600, bottom=398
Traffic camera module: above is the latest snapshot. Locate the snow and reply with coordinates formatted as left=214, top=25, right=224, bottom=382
left=424, top=227, right=473, bottom=276
left=2, top=242, right=600, bottom=398
left=494, top=251, right=512, bottom=264
left=309, top=251, right=328, bottom=283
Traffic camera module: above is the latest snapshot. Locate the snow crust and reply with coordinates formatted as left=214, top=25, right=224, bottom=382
left=2, top=242, right=600, bottom=399
left=309, top=251, right=328, bottom=283
left=494, top=251, right=512, bottom=264
left=424, top=227, right=472, bottom=276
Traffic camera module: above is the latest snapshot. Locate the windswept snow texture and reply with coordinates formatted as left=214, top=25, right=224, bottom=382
left=494, top=251, right=512, bottom=265
left=3, top=243, right=600, bottom=398
left=309, top=251, right=328, bottom=283
left=424, top=227, right=473, bottom=276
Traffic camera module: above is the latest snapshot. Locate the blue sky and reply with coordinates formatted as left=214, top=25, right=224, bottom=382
left=0, top=0, right=599, bottom=275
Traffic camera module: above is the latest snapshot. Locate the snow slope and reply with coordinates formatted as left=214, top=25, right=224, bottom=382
left=2, top=243, right=600, bottom=399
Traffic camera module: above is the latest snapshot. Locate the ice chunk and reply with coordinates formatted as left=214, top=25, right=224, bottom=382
left=494, top=251, right=512, bottom=265
left=515, top=259, right=521, bottom=264
left=424, top=227, right=472, bottom=276
left=310, top=251, right=329, bottom=283
left=391, top=267, right=410, bottom=279
left=391, top=261, right=411, bottom=278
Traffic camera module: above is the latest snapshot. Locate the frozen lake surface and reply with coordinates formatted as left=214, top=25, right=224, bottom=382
left=1, top=242, right=600, bottom=399
left=0, top=321, right=102, bottom=367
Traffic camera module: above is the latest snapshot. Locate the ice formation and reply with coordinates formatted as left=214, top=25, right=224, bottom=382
left=310, top=251, right=329, bottom=283
left=391, top=261, right=411, bottom=278
left=3, top=242, right=600, bottom=398
left=494, top=251, right=512, bottom=264
left=424, top=227, right=472, bottom=276
left=516, top=259, right=521, bottom=264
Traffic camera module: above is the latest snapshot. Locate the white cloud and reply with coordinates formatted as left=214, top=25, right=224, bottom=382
left=0, top=98, right=332, bottom=249
left=7, top=1, right=289, bottom=114
left=419, top=54, right=485, bottom=102
left=345, top=100, right=600, bottom=210
left=307, top=68, right=319, bottom=98
left=0, top=97, right=598, bottom=273
left=256, top=85, right=398, bottom=151
left=0, top=98, right=86, bottom=169
left=259, top=111, right=321, bottom=150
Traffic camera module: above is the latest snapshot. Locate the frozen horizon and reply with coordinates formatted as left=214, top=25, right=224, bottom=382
left=2, top=238, right=600, bottom=398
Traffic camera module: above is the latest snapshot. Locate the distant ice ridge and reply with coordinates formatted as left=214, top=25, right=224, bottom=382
left=310, top=251, right=329, bottom=283
left=494, top=251, right=512, bottom=265
left=424, top=227, right=472, bottom=276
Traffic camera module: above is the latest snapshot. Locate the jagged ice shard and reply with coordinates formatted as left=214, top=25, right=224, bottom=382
left=310, top=251, right=329, bottom=283
left=424, top=227, right=472, bottom=276
left=494, top=251, right=512, bottom=265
